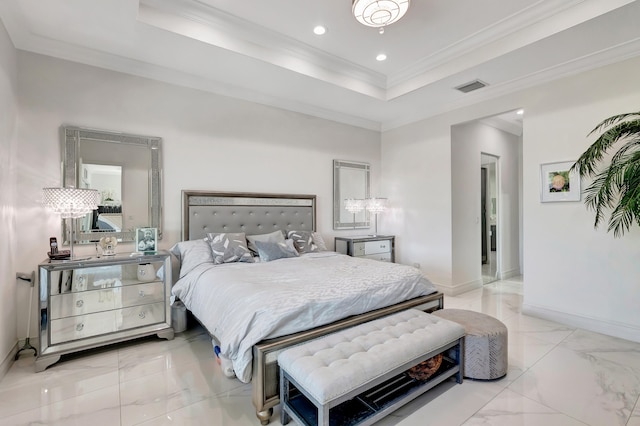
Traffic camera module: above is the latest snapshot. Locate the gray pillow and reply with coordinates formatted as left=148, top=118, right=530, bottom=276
left=169, top=239, right=214, bottom=278
left=287, top=230, right=318, bottom=253
left=206, top=232, right=254, bottom=264
left=246, top=230, right=286, bottom=255
left=255, top=240, right=299, bottom=262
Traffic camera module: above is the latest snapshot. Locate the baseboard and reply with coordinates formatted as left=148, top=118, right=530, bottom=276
left=435, top=279, right=482, bottom=297
left=498, top=268, right=520, bottom=280
left=522, top=303, right=640, bottom=344
left=0, top=342, right=18, bottom=382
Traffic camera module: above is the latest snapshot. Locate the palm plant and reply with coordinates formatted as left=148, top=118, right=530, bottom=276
left=571, top=111, right=640, bottom=237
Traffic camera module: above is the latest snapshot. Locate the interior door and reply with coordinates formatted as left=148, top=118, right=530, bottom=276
left=481, top=167, right=487, bottom=264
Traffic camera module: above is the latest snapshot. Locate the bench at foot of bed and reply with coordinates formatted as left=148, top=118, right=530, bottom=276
left=278, top=309, right=465, bottom=426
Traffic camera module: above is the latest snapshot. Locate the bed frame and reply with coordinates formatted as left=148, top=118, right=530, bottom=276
left=181, top=190, right=444, bottom=425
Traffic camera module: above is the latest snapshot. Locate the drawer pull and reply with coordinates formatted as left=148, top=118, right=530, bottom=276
left=76, top=300, right=84, bottom=308
left=139, top=290, right=145, bottom=297
left=138, top=312, right=146, bottom=319
left=76, top=323, right=84, bottom=331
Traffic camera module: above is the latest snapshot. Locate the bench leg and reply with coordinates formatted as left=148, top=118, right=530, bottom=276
left=280, top=370, right=291, bottom=425
left=456, top=337, right=464, bottom=384
left=319, top=404, right=330, bottom=426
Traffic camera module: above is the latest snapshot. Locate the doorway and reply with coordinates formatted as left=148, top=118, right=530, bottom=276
left=481, top=154, right=498, bottom=284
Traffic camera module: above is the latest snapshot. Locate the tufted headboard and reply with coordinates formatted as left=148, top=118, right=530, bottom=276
left=182, top=191, right=316, bottom=241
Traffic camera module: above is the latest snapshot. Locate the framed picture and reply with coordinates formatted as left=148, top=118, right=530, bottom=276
left=136, top=227, right=158, bottom=253
left=540, top=161, right=581, bottom=203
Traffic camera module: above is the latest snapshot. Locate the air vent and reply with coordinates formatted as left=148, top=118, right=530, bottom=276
left=455, top=80, right=488, bottom=93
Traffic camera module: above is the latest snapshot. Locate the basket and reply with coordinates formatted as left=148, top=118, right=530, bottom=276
left=407, top=353, right=443, bottom=381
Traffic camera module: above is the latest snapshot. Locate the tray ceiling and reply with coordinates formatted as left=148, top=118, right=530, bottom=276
left=1, top=0, right=639, bottom=130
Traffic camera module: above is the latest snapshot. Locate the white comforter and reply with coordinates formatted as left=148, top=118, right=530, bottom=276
left=171, top=251, right=437, bottom=383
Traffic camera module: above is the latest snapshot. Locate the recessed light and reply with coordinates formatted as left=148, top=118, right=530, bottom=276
left=376, top=53, right=387, bottom=61
left=313, top=26, right=326, bottom=35
left=516, top=109, right=524, bottom=115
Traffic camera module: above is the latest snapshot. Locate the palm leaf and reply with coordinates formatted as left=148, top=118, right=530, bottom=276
left=572, top=111, right=640, bottom=237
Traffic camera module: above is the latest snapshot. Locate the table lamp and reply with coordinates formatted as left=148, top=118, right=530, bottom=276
left=366, top=197, right=388, bottom=237
left=42, top=187, right=99, bottom=260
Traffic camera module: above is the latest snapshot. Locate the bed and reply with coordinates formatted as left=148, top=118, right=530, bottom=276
left=172, top=191, right=444, bottom=424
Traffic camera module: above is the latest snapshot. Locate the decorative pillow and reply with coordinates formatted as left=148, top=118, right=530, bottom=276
left=287, top=230, right=318, bottom=254
left=255, top=240, right=299, bottom=262
left=246, top=230, right=286, bottom=255
left=205, top=232, right=254, bottom=264
left=169, top=239, right=214, bottom=278
left=312, top=232, right=328, bottom=251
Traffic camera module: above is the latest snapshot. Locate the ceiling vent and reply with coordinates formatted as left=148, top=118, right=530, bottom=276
left=455, top=80, right=488, bottom=93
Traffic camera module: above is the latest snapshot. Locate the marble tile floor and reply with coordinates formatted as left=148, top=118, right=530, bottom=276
left=1, top=276, right=640, bottom=425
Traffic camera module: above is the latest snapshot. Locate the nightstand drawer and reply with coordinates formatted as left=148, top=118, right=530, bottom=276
left=360, top=252, right=392, bottom=262
left=51, top=311, right=117, bottom=344
left=50, top=289, right=118, bottom=319
left=119, top=302, right=165, bottom=330
left=50, top=282, right=165, bottom=319
left=121, top=282, right=165, bottom=308
left=353, top=240, right=392, bottom=256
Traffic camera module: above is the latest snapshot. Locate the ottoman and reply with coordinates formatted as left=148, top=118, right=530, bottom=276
left=432, top=309, right=508, bottom=380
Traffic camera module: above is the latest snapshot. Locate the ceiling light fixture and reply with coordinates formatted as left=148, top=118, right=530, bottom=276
left=376, top=53, right=387, bottom=61
left=352, top=0, right=410, bottom=29
left=516, top=109, right=524, bottom=115
left=313, top=25, right=326, bottom=35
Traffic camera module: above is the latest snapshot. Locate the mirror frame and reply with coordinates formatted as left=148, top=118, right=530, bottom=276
left=333, top=159, right=370, bottom=230
left=62, top=126, right=162, bottom=244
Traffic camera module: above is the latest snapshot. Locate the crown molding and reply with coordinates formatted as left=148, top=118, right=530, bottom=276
left=139, top=0, right=387, bottom=99
left=381, top=36, right=640, bottom=131
left=386, top=0, right=637, bottom=98
left=479, top=117, right=523, bottom=136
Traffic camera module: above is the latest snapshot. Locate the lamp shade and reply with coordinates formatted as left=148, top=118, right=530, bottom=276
left=352, top=0, right=410, bottom=28
left=366, top=197, right=388, bottom=214
left=344, top=198, right=365, bottom=214
left=42, top=187, right=100, bottom=219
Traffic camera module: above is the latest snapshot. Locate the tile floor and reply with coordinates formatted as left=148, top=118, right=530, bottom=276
left=1, top=276, right=640, bottom=425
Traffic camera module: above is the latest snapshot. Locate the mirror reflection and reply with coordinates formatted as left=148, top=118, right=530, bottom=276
left=81, top=164, right=123, bottom=232
left=63, top=126, right=162, bottom=244
left=333, top=160, right=370, bottom=230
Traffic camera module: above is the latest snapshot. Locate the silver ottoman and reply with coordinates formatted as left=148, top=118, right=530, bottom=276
left=432, top=309, right=508, bottom=380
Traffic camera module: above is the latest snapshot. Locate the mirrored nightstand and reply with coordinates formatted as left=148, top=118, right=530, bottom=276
left=36, top=252, right=174, bottom=372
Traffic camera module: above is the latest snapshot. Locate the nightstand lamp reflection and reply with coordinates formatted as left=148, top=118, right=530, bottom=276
left=344, top=198, right=365, bottom=229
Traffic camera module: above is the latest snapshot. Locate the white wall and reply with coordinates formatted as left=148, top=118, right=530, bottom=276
left=522, top=60, right=640, bottom=342
left=0, top=19, right=18, bottom=373
left=381, top=117, right=454, bottom=284
left=14, top=52, right=381, bottom=345
left=383, top=55, right=640, bottom=342
left=450, top=121, right=521, bottom=294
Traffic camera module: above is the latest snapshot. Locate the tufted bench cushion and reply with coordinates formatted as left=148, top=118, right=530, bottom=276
left=278, top=308, right=465, bottom=405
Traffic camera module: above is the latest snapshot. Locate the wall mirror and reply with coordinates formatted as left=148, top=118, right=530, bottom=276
left=62, top=126, right=162, bottom=244
left=333, top=160, right=370, bottom=230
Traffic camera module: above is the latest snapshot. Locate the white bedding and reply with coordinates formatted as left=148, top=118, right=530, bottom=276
left=171, top=251, right=437, bottom=383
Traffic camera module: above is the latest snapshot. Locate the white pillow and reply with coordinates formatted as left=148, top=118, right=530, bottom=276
left=312, top=232, right=328, bottom=251
left=169, top=239, right=214, bottom=278
left=246, top=230, right=286, bottom=255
